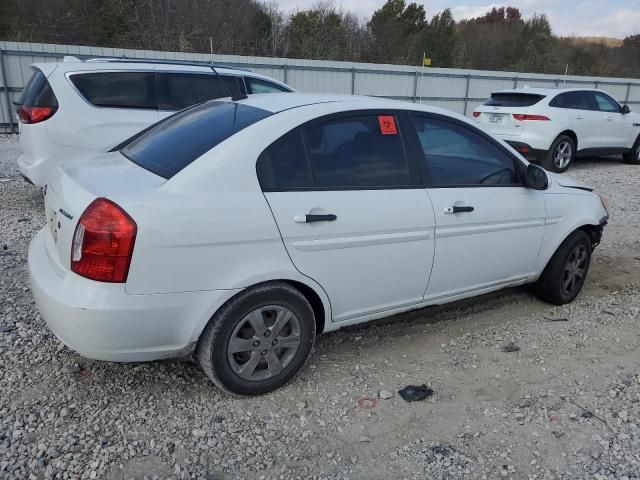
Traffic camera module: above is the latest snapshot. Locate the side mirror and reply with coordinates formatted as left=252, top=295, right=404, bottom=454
left=621, top=104, right=631, bottom=114
left=525, top=164, right=548, bottom=190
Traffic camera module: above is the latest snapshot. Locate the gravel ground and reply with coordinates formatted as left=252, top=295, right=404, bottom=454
left=1, top=134, right=639, bottom=480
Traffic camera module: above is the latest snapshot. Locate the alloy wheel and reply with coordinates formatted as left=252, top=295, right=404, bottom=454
left=561, top=244, right=587, bottom=297
left=227, top=305, right=301, bottom=381
left=554, top=141, right=572, bottom=169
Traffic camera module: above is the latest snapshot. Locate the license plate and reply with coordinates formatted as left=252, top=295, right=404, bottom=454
left=489, top=114, right=505, bottom=124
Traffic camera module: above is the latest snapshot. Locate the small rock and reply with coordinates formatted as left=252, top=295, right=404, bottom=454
left=379, top=389, right=394, bottom=400
left=192, top=429, right=207, bottom=438
left=359, top=435, right=372, bottom=442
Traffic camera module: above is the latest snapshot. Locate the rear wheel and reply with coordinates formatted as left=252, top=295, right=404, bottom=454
left=622, top=136, right=640, bottom=164
left=536, top=230, right=592, bottom=305
left=197, top=282, right=316, bottom=396
left=544, top=135, right=575, bottom=173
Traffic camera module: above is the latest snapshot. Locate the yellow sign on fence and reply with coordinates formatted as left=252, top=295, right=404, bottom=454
left=423, top=56, right=432, bottom=66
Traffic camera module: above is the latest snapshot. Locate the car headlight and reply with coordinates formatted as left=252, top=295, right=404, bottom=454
left=598, top=193, right=610, bottom=216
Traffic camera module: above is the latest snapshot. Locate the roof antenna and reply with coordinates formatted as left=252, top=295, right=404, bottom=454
left=209, top=36, right=247, bottom=101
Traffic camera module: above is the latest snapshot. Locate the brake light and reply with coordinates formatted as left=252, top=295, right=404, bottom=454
left=472, top=111, right=480, bottom=118
left=512, top=114, right=550, bottom=121
left=16, top=105, right=58, bottom=124
left=71, top=198, right=137, bottom=283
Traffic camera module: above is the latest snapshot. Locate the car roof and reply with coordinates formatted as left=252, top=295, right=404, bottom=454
left=491, top=87, right=603, bottom=96
left=31, top=58, right=292, bottom=90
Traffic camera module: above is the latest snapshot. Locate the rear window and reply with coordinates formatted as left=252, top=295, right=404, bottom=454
left=70, top=72, right=156, bottom=109
left=18, top=69, right=58, bottom=107
left=483, top=93, right=545, bottom=107
left=121, top=101, right=271, bottom=179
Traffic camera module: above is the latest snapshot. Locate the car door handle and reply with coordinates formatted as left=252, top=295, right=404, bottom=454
left=606, top=116, right=613, bottom=121
left=575, top=115, right=583, bottom=120
left=294, top=214, right=337, bottom=223
left=444, top=206, right=474, bottom=214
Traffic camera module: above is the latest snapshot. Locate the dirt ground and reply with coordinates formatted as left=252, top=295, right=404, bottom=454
left=1, top=135, right=639, bottom=480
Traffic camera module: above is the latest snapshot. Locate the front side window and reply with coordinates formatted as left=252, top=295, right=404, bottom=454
left=304, top=115, right=411, bottom=188
left=157, top=73, right=243, bottom=111
left=246, top=77, right=290, bottom=94
left=70, top=72, right=156, bottom=109
left=411, top=115, right=519, bottom=186
left=122, top=101, right=271, bottom=179
left=593, top=92, right=620, bottom=113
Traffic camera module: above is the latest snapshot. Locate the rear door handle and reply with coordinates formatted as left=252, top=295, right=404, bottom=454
left=444, top=206, right=474, bottom=214
left=575, top=115, right=583, bottom=120
left=294, top=214, right=337, bottom=223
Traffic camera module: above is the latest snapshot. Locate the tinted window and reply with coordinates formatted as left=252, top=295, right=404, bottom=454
left=246, top=78, right=290, bottom=94
left=305, top=115, right=411, bottom=188
left=18, top=69, right=58, bottom=107
left=484, top=93, right=545, bottom=107
left=71, top=72, right=156, bottom=109
left=412, top=115, right=518, bottom=186
left=157, top=73, right=243, bottom=110
left=551, top=91, right=596, bottom=110
left=594, top=92, right=620, bottom=113
left=122, top=101, right=271, bottom=179
left=257, top=131, right=312, bottom=190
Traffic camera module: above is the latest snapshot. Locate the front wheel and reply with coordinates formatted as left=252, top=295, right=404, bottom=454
left=197, top=282, right=316, bottom=395
left=536, top=230, right=592, bottom=305
left=622, top=136, right=640, bottom=164
left=544, top=135, right=575, bottom=173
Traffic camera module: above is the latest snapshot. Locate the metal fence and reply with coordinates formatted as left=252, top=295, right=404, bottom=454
left=2, top=40, right=640, bottom=133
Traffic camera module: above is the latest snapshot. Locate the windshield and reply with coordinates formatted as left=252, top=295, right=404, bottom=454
left=121, top=101, right=272, bottom=179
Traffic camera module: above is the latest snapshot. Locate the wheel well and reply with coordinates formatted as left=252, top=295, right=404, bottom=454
left=283, top=280, right=326, bottom=334
left=577, top=224, right=604, bottom=249
left=558, top=130, right=578, bottom=150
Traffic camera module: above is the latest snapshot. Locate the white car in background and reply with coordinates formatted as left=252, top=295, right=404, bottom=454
left=15, top=57, right=294, bottom=186
left=28, top=94, right=609, bottom=395
left=472, top=88, right=640, bottom=172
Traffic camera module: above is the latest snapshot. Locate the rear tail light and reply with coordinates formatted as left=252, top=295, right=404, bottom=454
left=472, top=111, right=480, bottom=118
left=512, top=114, right=550, bottom=121
left=16, top=105, right=58, bottom=124
left=71, top=198, right=137, bottom=283
left=518, top=146, right=530, bottom=154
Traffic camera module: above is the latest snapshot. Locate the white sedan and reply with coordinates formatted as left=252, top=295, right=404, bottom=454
left=28, top=94, right=609, bottom=395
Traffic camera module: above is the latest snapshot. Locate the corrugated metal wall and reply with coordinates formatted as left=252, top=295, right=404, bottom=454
left=2, top=40, right=640, bottom=133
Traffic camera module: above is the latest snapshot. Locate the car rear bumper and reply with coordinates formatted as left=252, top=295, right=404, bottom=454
left=505, top=141, right=547, bottom=162
left=28, top=228, right=239, bottom=362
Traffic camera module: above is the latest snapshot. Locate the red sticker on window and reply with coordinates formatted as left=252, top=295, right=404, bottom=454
left=378, top=115, right=397, bottom=135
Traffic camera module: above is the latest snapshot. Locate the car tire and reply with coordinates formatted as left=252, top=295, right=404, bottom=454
left=544, top=135, right=575, bottom=173
left=622, top=136, right=640, bottom=164
left=535, top=230, right=592, bottom=305
left=197, top=282, right=316, bottom=396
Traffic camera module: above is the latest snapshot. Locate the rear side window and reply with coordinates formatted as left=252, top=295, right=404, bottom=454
left=70, top=72, right=156, bottom=109
left=157, top=73, right=243, bottom=110
left=484, top=93, right=545, bottom=107
left=412, top=115, right=518, bottom=186
left=246, top=77, right=290, bottom=94
left=550, top=91, right=596, bottom=110
left=18, top=69, right=58, bottom=107
left=257, top=131, right=312, bottom=190
left=305, top=115, right=411, bottom=188
left=122, top=101, right=271, bottom=179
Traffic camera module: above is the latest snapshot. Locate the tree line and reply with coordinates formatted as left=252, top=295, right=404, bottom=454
left=1, top=0, right=639, bottom=77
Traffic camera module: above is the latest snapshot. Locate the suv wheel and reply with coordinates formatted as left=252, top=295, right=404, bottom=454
left=622, top=136, right=640, bottom=164
left=536, top=230, right=592, bottom=305
left=197, top=282, right=316, bottom=396
left=544, top=135, right=575, bottom=173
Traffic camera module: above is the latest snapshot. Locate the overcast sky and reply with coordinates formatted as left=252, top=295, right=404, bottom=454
left=275, top=0, right=640, bottom=39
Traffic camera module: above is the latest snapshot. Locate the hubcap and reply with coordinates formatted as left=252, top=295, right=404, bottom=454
left=554, top=141, right=572, bottom=169
left=561, top=245, right=587, bottom=296
left=227, top=305, right=301, bottom=381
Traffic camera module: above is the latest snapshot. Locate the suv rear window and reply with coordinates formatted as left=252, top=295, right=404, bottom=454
left=121, top=101, right=271, bottom=179
left=70, top=72, right=156, bottom=109
left=18, top=69, right=58, bottom=107
left=483, top=93, right=545, bottom=107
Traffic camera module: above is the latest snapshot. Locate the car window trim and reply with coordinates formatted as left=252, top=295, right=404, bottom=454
left=66, top=70, right=158, bottom=111
left=258, top=109, right=423, bottom=192
left=406, top=111, right=526, bottom=189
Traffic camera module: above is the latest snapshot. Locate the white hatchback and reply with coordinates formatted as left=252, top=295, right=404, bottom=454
left=28, top=94, right=609, bottom=395
left=15, top=57, right=293, bottom=187
left=472, top=88, right=640, bottom=172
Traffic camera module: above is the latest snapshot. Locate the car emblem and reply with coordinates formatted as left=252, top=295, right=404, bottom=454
left=59, top=208, right=73, bottom=220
